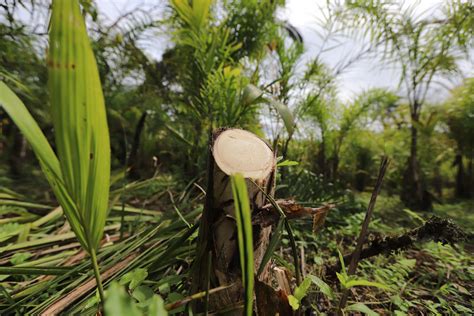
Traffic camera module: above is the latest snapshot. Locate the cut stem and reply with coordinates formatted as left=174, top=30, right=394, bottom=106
left=90, top=249, right=105, bottom=305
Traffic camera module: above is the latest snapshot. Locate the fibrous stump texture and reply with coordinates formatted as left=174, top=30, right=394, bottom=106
left=193, top=128, right=276, bottom=314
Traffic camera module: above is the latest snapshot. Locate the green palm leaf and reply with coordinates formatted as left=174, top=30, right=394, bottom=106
left=48, top=0, right=111, bottom=252
left=1, top=0, right=111, bottom=304
left=0, top=82, right=87, bottom=248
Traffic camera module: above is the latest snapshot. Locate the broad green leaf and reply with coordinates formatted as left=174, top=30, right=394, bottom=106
left=293, top=277, right=312, bottom=301
left=0, top=85, right=64, bottom=202
left=288, top=276, right=312, bottom=310
left=147, top=294, right=168, bottom=316
left=0, top=84, right=87, bottom=248
left=345, top=279, right=391, bottom=290
left=242, top=83, right=264, bottom=104
left=120, top=268, right=148, bottom=290
left=244, top=84, right=295, bottom=134
left=307, top=275, right=335, bottom=300
left=268, top=97, right=295, bottom=135
left=132, top=285, right=154, bottom=305
left=345, top=302, right=379, bottom=316
left=230, top=174, right=254, bottom=316
left=105, top=282, right=141, bottom=316
left=288, top=295, right=300, bottom=310
left=277, top=160, right=299, bottom=167
left=49, top=0, right=111, bottom=251
left=336, top=272, right=347, bottom=288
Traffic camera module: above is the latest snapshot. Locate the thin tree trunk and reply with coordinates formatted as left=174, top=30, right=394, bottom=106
left=8, top=125, right=26, bottom=177
left=468, top=151, right=473, bottom=198
left=332, top=154, right=340, bottom=181
left=128, top=111, right=148, bottom=179
left=454, top=153, right=467, bottom=198
left=401, top=114, right=431, bottom=211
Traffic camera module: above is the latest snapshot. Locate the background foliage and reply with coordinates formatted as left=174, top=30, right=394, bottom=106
left=0, top=0, right=472, bottom=315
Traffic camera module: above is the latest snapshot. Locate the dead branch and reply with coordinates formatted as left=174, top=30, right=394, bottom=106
left=338, top=157, right=389, bottom=312
left=326, top=216, right=468, bottom=278
left=253, top=200, right=334, bottom=228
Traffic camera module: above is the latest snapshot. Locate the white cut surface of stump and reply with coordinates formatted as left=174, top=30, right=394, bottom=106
left=213, top=129, right=274, bottom=180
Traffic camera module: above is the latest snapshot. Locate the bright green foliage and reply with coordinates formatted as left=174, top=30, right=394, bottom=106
left=48, top=0, right=111, bottom=253
left=0, top=0, right=112, bottom=304
left=288, top=277, right=312, bottom=310
left=230, top=174, right=254, bottom=316
left=1, top=0, right=112, bottom=254
left=1, top=0, right=473, bottom=314
left=105, top=282, right=168, bottom=316
left=336, top=249, right=391, bottom=291
left=307, top=275, right=335, bottom=300
left=444, top=78, right=474, bottom=155
left=244, top=84, right=295, bottom=134
left=345, top=302, right=379, bottom=316
left=120, top=268, right=148, bottom=291
left=0, top=83, right=84, bottom=246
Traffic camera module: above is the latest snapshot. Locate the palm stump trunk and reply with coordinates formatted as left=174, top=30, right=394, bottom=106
left=193, top=128, right=280, bottom=314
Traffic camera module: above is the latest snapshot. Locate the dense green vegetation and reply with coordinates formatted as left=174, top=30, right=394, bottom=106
left=0, top=0, right=472, bottom=315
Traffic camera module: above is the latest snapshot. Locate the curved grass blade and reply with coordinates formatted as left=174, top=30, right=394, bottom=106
left=244, top=84, right=295, bottom=134
left=257, top=217, right=284, bottom=277
left=230, top=174, right=254, bottom=316
left=0, top=82, right=87, bottom=248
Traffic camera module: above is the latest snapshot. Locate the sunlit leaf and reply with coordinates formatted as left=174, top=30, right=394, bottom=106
left=345, top=279, right=391, bottom=290
left=277, top=160, right=299, bottom=167
left=244, top=84, right=295, bottom=134
left=230, top=174, right=254, bottom=316
left=307, top=275, right=335, bottom=300
left=345, top=302, right=379, bottom=316
left=49, top=0, right=111, bottom=252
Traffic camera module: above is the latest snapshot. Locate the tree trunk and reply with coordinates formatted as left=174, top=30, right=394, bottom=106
left=467, top=151, right=473, bottom=198
left=192, top=128, right=281, bottom=314
left=401, top=116, right=432, bottom=211
left=128, top=111, right=148, bottom=179
left=315, top=139, right=327, bottom=179
left=453, top=153, right=467, bottom=198
left=331, top=154, right=340, bottom=181
left=8, top=125, right=27, bottom=177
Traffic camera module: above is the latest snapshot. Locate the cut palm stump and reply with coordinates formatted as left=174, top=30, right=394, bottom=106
left=192, top=128, right=329, bottom=314
left=192, top=128, right=276, bottom=314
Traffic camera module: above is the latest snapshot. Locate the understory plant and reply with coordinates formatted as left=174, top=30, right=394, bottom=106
left=0, top=0, right=110, bottom=303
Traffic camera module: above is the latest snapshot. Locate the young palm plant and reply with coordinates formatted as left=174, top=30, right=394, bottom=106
left=0, top=0, right=110, bottom=304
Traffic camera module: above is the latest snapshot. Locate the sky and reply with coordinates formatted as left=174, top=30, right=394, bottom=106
left=95, top=0, right=472, bottom=102
left=11, top=0, right=473, bottom=102
left=279, top=0, right=469, bottom=101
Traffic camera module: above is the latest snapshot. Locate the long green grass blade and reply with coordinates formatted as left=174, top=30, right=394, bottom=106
left=257, top=217, right=284, bottom=277
left=230, top=174, right=254, bottom=316
left=0, top=267, right=71, bottom=276
left=0, top=82, right=87, bottom=248
left=49, top=0, right=111, bottom=252
left=0, top=82, right=61, bottom=182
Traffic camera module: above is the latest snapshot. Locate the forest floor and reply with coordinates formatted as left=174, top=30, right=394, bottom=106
left=0, top=170, right=473, bottom=315
left=301, top=193, right=474, bottom=315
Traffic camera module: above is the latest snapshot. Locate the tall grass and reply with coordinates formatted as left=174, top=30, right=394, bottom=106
left=230, top=174, right=254, bottom=316
left=0, top=0, right=110, bottom=303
